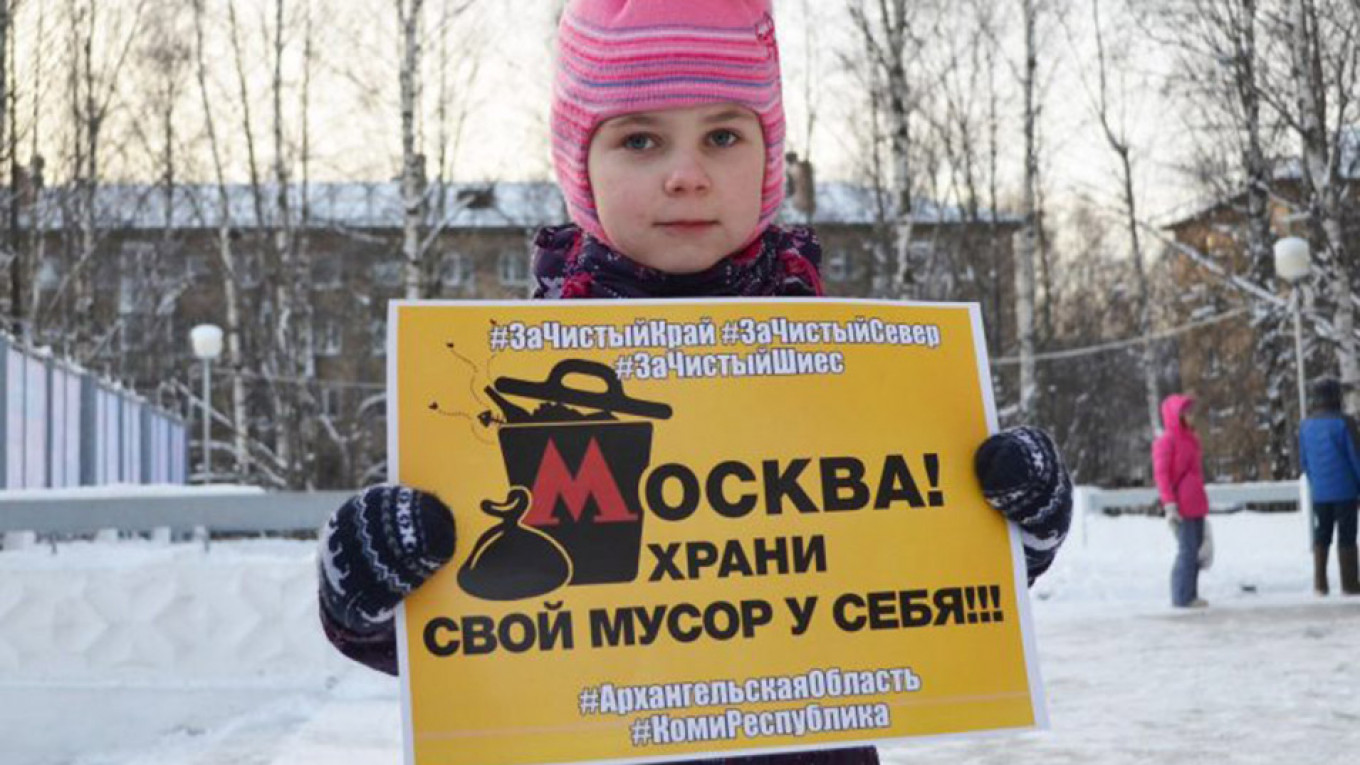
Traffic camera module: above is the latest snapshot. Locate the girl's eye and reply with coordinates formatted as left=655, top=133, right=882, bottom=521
left=623, top=134, right=657, bottom=151
left=709, top=129, right=740, bottom=148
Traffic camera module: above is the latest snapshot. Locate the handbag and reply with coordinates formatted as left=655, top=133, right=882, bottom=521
left=1198, top=518, right=1214, bottom=570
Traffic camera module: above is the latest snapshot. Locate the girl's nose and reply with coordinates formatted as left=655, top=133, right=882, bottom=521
left=663, top=153, right=711, bottom=195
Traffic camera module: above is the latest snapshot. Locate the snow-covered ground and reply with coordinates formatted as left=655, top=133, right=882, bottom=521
left=3, top=497, right=1358, bottom=765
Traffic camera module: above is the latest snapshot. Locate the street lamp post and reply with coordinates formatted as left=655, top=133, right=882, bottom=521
left=1274, top=237, right=1311, bottom=420
left=190, top=324, right=224, bottom=482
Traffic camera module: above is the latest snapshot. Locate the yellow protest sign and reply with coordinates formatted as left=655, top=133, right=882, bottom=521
left=392, top=298, right=1044, bottom=765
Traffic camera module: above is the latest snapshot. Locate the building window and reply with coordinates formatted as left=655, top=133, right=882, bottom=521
left=1213, top=454, right=1235, bottom=481
left=37, top=257, right=60, bottom=290
left=312, top=256, right=343, bottom=290
left=314, top=319, right=343, bottom=357
left=118, top=242, right=175, bottom=315
left=499, top=251, right=529, bottom=286
left=371, top=260, right=403, bottom=288
left=441, top=252, right=468, bottom=287
left=1205, top=345, right=1222, bottom=379
left=370, top=318, right=387, bottom=357
left=238, top=252, right=262, bottom=287
left=908, top=240, right=934, bottom=260
left=457, top=186, right=496, bottom=210
left=824, top=250, right=849, bottom=282
left=321, top=386, right=342, bottom=418
left=120, top=314, right=156, bottom=352
left=186, top=255, right=211, bottom=280
left=120, top=241, right=154, bottom=261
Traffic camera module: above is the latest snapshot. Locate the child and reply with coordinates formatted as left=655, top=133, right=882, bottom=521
left=1298, top=377, right=1360, bottom=595
left=318, top=2, right=1072, bottom=763
left=1153, top=393, right=1208, bottom=608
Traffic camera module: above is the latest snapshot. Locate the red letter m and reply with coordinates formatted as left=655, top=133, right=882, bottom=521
left=523, top=438, right=635, bottom=526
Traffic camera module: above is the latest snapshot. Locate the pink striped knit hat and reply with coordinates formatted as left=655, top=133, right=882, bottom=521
left=551, top=0, right=786, bottom=247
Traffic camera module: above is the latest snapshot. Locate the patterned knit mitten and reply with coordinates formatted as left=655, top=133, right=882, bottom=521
left=317, top=485, right=456, bottom=675
left=973, top=426, right=1073, bottom=584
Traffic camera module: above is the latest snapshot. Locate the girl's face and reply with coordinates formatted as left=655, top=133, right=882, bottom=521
left=587, top=103, right=766, bottom=274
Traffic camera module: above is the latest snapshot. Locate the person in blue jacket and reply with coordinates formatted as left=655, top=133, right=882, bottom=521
left=1299, top=377, right=1360, bottom=595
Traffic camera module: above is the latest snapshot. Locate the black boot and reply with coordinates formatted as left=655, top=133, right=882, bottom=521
left=1314, top=545, right=1330, bottom=596
left=1339, top=546, right=1360, bottom=595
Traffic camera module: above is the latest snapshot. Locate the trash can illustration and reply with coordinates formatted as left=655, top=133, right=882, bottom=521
left=488, top=359, right=672, bottom=587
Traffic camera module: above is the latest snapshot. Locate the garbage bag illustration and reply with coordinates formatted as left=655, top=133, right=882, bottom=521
left=457, top=487, right=572, bottom=601
left=464, top=359, right=672, bottom=598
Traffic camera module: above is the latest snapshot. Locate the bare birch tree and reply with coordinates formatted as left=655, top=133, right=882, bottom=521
left=1015, top=0, right=1042, bottom=420
left=914, top=0, right=1016, bottom=322
left=46, top=0, right=147, bottom=361
left=217, top=0, right=320, bottom=487
left=2, top=0, right=13, bottom=334
left=1074, top=0, right=1160, bottom=436
left=268, top=0, right=314, bottom=487
left=398, top=0, right=479, bottom=301
left=1141, top=0, right=1296, bottom=475
left=193, top=0, right=251, bottom=479
left=1043, top=203, right=1159, bottom=482
left=848, top=0, right=920, bottom=299
left=427, top=0, right=483, bottom=298
left=20, top=1, right=50, bottom=340
left=295, top=0, right=321, bottom=487
left=0, top=1, right=56, bottom=340
left=1285, top=0, right=1360, bottom=412
left=0, top=0, right=40, bottom=340
left=101, top=0, right=195, bottom=392
left=224, top=0, right=284, bottom=484
left=979, top=0, right=1010, bottom=358
left=398, top=0, right=427, bottom=300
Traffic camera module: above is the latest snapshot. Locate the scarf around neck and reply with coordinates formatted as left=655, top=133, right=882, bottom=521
left=531, top=224, right=824, bottom=300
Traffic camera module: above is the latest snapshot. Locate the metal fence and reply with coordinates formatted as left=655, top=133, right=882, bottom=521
left=1072, top=479, right=1309, bottom=548
left=1075, top=479, right=1306, bottom=516
left=0, top=335, right=188, bottom=489
left=0, top=481, right=1311, bottom=553
left=0, top=487, right=345, bottom=539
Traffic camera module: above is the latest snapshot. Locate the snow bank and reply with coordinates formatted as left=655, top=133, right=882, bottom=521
left=0, top=502, right=1318, bottom=685
left=0, top=538, right=347, bottom=685
left=2, top=502, right=1354, bottom=765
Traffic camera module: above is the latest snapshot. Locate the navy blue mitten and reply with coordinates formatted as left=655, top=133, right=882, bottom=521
left=317, top=485, right=456, bottom=675
left=974, top=426, right=1072, bottom=584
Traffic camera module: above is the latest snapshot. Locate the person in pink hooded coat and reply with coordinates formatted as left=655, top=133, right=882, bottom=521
left=1152, top=394, right=1210, bottom=607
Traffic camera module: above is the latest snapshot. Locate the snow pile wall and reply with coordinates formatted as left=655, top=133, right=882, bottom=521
left=0, top=541, right=350, bottom=684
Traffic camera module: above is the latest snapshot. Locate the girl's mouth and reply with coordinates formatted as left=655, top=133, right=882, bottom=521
left=656, top=221, right=718, bottom=233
